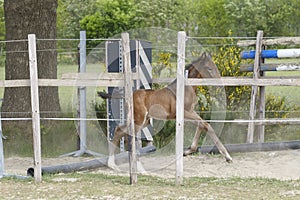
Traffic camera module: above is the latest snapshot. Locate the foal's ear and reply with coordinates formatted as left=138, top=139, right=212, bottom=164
left=201, top=52, right=210, bottom=59
left=185, top=63, right=192, bottom=68
left=201, top=52, right=214, bottom=60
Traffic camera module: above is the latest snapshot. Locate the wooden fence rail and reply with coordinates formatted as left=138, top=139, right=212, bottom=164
left=2, top=76, right=300, bottom=88
left=237, top=37, right=300, bottom=46
left=186, top=77, right=300, bottom=86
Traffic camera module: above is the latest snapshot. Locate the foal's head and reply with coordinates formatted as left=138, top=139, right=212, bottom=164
left=186, top=53, right=221, bottom=78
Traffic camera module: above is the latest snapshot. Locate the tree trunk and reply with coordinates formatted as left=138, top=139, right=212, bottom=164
left=2, top=0, right=60, bottom=130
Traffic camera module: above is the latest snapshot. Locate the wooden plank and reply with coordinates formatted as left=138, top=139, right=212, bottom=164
left=122, top=33, right=137, bottom=185
left=247, top=30, right=263, bottom=143
left=0, top=80, right=30, bottom=87
left=61, top=72, right=140, bottom=80
left=234, top=118, right=300, bottom=125
left=1, top=77, right=300, bottom=88
left=152, top=78, right=174, bottom=84
left=39, top=79, right=125, bottom=87
left=237, top=37, right=300, bottom=47
left=0, top=79, right=125, bottom=87
left=185, top=77, right=300, bottom=86
left=240, top=63, right=300, bottom=72
left=28, top=34, right=42, bottom=183
left=175, top=31, right=186, bottom=186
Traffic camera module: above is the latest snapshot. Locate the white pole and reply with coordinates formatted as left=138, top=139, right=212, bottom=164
left=176, top=31, right=186, bottom=185
left=78, top=31, right=87, bottom=154
left=28, top=34, right=42, bottom=182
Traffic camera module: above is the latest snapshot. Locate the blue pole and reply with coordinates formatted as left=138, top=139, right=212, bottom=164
left=241, top=49, right=300, bottom=59
left=241, top=50, right=278, bottom=59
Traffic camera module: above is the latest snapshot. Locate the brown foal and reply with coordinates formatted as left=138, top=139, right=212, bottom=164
left=99, top=53, right=232, bottom=168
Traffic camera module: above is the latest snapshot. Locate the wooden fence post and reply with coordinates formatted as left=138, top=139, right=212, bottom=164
left=176, top=31, right=186, bottom=185
left=0, top=108, right=4, bottom=178
left=247, top=30, right=263, bottom=143
left=258, top=45, right=266, bottom=143
left=122, top=33, right=137, bottom=184
left=28, top=34, right=42, bottom=182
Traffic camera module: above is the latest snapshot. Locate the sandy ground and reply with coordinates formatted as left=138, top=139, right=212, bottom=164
left=3, top=149, right=300, bottom=180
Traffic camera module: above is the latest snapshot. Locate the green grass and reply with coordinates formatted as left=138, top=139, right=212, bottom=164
left=0, top=173, right=299, bottom=199
left=264, top=59, right=300, bottom=105
left=57, top=62, right=106, bottom=113
left=265, top=70, right=300, bottom=106
left=57, top=64, right=77, bottom=113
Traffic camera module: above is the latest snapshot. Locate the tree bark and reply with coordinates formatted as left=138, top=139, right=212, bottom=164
left=2, top=1, right=60, bottom=126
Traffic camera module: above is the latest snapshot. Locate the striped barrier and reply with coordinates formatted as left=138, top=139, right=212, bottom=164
left=106, top=40, right=153, bottom=151
left=240, top=63, right=300, bottom=72
left=241, top=49, right=300, bottom=59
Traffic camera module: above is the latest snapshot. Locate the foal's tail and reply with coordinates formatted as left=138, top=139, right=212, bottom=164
left=97, top=91, right=111, bottom=99
left=97, top=91, right=123, bottom=99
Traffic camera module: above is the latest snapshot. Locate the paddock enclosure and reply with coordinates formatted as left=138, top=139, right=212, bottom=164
left=0, top=28, right=300, bottom=185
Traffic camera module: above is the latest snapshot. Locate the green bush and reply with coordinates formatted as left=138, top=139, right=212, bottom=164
left=265, top=94, right=300, bottom=141
left=94, top=97, right=107, bottom=135
left=208, top=36, right=300, bottom=143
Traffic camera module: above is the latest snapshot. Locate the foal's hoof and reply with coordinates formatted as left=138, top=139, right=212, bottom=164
left=183, top=147, right=196, bottom=156
left=107, top=162, right=121, bottom=171
left=107, top=157, right=121, bottom=171
left=225, top=156, right=233, bottom=163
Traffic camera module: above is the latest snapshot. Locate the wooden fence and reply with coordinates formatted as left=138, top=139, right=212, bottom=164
left=1, top=31, right=300, bottom=185
left=175, top=30, right=300, bottom=185
left=239, top=31, right=300, bottom=143
left=0, top=33, right=138, bottom=183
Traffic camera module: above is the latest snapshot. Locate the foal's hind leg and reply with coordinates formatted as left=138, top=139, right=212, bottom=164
left=107, top=114, right=149, bottom=170
left=110, top=124, right=128, bottom=153
left=107, top=124, right=127, bottom=169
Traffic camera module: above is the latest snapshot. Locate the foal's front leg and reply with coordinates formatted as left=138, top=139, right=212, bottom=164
left=183, top=122, right=204, bottom=156
left=184, top=111, right=232, bottom=162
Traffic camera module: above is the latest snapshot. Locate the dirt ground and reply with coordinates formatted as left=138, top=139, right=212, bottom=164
left=4, top=149, right=300, bottom=180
